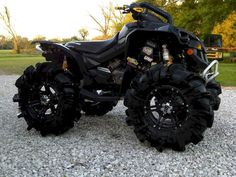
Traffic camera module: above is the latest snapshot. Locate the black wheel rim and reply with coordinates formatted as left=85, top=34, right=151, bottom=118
left=27, top=82, right=60, bottom=120
left=144, top=85, right=189, bottom=130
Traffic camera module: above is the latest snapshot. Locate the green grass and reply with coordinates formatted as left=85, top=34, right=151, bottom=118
left=0, top=50, right=13, bottom=54
left=0, top=50, right=43, bottom=75
left=0, top=50, right=236, bottom=86
left=217, top=63, right=236, bottom=86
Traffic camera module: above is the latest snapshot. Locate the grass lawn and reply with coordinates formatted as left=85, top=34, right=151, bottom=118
left=0, top=50, right=44, bottom=75
left=217, top=63, right=236, bottom=86
left=0, top=50, right=236, bottom=86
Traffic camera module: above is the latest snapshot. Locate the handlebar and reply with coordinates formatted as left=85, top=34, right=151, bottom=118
left=138, top=2, right=173, bottom=24
left=115, top=5, right=130, bottom=13
left=115, top=2, right=173, bottom=25
left=115, top=6, right=126, bottom=10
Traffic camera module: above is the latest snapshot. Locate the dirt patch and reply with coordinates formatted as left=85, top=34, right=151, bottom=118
left=223, top=86, right=236, bottom=90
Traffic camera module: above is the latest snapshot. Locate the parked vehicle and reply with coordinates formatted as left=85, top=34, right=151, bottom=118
left=204, top=34, right=223, bottom=61
left=13, top=2, right=221, bottom=151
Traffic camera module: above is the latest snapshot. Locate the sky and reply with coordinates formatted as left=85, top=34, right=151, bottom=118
left=0, top=0, right=133, bottom=39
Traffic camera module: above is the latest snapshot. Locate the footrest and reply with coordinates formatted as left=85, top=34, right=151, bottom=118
left=80, top=89, right=119, bottom=102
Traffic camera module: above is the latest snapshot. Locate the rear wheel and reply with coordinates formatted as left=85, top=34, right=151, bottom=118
left=124, top=64, right=214, bottom=151
left=14, top=63, right=79, bottom=136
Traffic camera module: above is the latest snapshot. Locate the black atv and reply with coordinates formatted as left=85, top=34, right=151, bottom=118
left=13, top=2, right=221, bottom=151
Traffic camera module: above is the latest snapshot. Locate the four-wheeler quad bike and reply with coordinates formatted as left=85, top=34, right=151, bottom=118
left=13, top=2, right=221, bottom=151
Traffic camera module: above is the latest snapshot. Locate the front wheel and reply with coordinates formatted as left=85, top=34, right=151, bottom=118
left=124, top=64, right=214, bottom=151
left=14, top=63, right=79, bottom=136
left=206, top=79, right=221, bottom=111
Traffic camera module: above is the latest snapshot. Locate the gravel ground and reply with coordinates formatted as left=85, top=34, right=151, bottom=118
left=0, top=75, right=235, bottom=177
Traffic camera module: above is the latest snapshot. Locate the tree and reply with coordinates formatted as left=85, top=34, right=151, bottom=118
left=62, top=36, right=80, bottom=43
left=112, top=13, right=134, bottom=34
left=78, top=28, right=89, bottom=40
left=212, top=11, right=236, bottom=47
left=70, top=36, right=80, bottom=41
left=91, top=0, right=236, bottom=40
left=197, top=0, right=236, bottom=38
left=134, top=0, right=236, bottom=38
left=49, top=38, right=62, bottom=43
left=17, top=36, right=32, bottom=51
left=173, top=0, right=202, bottom=35
left=0, top=35, right=12, bottom=49
left=136, top=0, right=160, bottom=5
left=0, top=35, right=6, bottom=49
left=136, top=0, right=180, bottom=8
left=0, top=6, right=20, bottom=53
left=90, top=3, right=113, bottom=39
left=91, top=1, right=162, bottom=39
left=33, top=35, right=46, bottom=41
left=173, top=0, right=236, bottom=38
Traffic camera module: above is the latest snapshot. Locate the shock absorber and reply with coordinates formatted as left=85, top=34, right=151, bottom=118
left=162, top=44, right=173, bottom=65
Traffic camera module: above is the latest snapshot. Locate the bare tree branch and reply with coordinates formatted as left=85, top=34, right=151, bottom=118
left=78, top=28, right=89, bottom=40
left=0, top=6, right=20, bottom=53
left=89, top=2, right=119, bottom=38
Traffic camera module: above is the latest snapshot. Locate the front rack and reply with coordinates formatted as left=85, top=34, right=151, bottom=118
left=201, top=60, right=219, bottom=83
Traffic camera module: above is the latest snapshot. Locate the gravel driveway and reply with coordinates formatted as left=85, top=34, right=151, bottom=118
left=0, top=75, right=235, bottom=177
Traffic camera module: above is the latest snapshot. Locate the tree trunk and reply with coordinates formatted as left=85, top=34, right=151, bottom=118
left=13, top=37, right=20, bottom=54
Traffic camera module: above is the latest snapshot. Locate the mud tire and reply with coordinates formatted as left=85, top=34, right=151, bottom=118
left=124, top=64, right=214, bottom=151
left=15, top=62, right=79, bottom=136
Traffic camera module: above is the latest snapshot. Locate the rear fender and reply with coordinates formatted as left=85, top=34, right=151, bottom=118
left=33, top=41, right=88, bottom=78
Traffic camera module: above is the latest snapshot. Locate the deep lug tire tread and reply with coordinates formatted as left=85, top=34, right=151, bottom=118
left=15, top=62, right=79, bottom=136
left=124, top=64, right=214, bottom=151
left=206, top=80, right=222, bottom=111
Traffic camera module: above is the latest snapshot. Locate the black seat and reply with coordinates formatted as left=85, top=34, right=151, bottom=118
left=66, top=33, right=119, bottom=54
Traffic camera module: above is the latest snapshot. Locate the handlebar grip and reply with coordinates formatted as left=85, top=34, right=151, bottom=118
left=115, top=5, right=129, bottom=10
left=115, top=7, right=123, bottom=10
